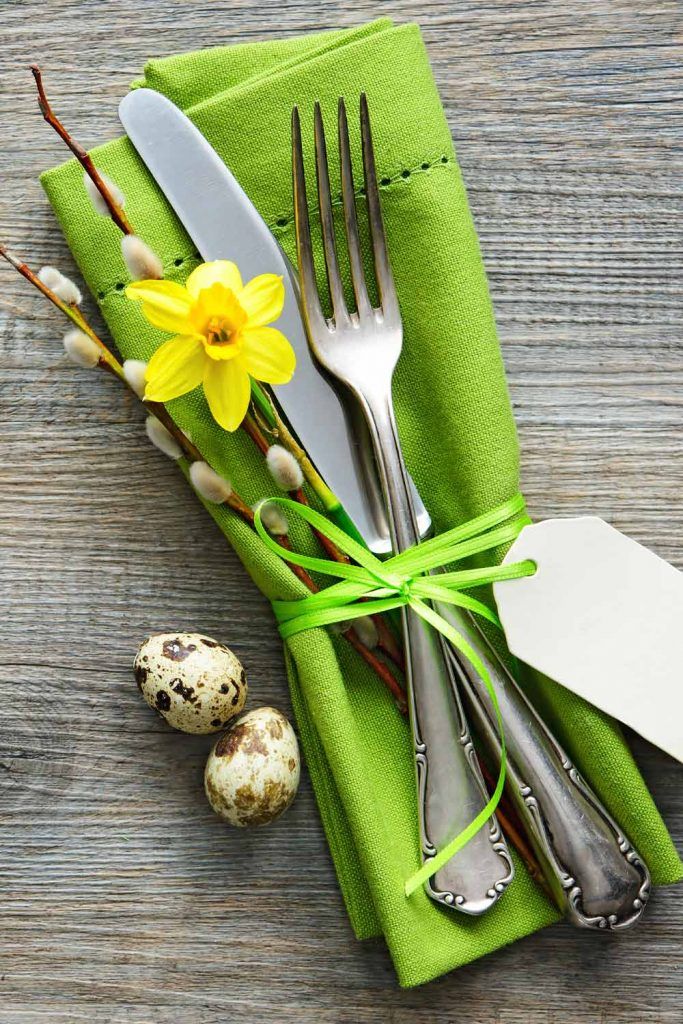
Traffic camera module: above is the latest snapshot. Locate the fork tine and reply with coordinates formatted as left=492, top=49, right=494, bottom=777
left=313, top=102, right=350, bottom=326
left=359, top=94, right=400, bottom=322
left=337, top=98, right=373, bottom=322
left=292, top=106, right=327, bottom=333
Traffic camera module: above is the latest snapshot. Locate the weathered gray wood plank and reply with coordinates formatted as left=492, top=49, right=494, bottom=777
left=0, top=1, right=680, bottom=1020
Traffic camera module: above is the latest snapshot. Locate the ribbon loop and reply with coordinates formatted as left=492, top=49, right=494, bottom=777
left=254, top=493, right=534, bottom=897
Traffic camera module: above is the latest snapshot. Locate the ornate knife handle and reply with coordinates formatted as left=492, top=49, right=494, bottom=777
left=440, top=604, right=650, bottom=929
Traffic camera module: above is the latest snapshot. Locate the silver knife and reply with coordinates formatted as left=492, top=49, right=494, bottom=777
left=118, top=88, right=430, bottom=555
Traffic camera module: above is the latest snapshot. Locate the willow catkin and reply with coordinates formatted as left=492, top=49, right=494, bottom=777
left=189, top=461, right=233, bottom=504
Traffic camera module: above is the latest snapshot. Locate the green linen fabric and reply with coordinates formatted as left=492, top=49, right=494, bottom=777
left=41, top=18, right=681, bottom=988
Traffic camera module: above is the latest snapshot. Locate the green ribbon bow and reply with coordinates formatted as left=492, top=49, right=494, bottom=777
left=254, top=492, right=535, bottom=895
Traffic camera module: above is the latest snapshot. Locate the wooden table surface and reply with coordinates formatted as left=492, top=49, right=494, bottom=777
left=1, top=1, right=681, bottom=1020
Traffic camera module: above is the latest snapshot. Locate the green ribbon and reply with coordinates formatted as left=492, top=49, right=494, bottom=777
left=254, top=492, right=535, bottom=897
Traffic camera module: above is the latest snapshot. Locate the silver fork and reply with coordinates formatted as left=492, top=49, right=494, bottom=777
left=291, top=95, right=514, bottom=912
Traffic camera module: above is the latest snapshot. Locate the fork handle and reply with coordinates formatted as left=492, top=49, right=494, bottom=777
left=356, top=385, right=513, bottom=912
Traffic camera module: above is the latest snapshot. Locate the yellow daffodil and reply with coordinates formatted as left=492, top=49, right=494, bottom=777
left=126, top=260, right=296, bottom=431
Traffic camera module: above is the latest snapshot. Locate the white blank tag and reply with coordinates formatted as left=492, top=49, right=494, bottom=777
left=493, top=517, right=683, bottom=763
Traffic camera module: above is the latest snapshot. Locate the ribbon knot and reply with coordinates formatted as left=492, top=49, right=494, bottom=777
left=253, top=492, right=535, bottom=898
left=393, top=576, right=413, bottom=601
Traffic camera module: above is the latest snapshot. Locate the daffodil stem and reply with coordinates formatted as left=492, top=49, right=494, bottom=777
left=30, top=65, right=133, bottom=236
left=345, top=629, right=408, bottom=712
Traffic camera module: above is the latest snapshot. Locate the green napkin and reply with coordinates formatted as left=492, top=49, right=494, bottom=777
left=41, top=18, right=681, bottom=988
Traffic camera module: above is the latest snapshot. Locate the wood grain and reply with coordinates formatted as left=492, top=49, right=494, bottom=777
left=0, top=1, right=681, bottom=1020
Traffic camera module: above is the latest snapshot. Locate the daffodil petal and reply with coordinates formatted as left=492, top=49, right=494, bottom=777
left=186, top=260, right=243, bottom=301
left=203, top=358, right=251, bottom=432
left=240, top=326, right=296, bottom=384
left=144, top=335, right=206, bottom=402
left=238, top=274, right=285, bottom=327
left=126, top=280, right=194, bottom=334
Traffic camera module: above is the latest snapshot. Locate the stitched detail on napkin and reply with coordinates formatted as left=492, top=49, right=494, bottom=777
left=268, top=152, right=455, bottom=233
left=96, top=153, right=456, bottom=306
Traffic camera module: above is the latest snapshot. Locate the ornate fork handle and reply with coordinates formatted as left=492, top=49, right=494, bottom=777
left=439, top=605, right=651, bottom=928
left=357, top=387, right=513, bottom=911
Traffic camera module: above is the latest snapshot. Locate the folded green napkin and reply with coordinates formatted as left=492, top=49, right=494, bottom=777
left=42, top=18, right=681, bottom=987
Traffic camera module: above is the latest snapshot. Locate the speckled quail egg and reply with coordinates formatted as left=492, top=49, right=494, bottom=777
left=134, top=632, right=247, bottom=734
left=204, top=706, right=300, bottom=827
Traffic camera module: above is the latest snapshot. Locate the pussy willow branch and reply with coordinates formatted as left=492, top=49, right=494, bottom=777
left=23, top=67, right=400, bottom=671
left=30, top=65, right=133, bottom=236
left=0, top=246, right=196, bottom=470
left=2, top=243, right=407, bottom=703
left=0, top=243, right=126, bottom=381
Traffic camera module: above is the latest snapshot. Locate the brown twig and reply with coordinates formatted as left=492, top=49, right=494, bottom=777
left=292, top=483, right=404, bottom=670
left=367, top=609, right=404, bottom=671
left=264, top=531, right=320, bottom=591
left=345, top=628, right=407, bottom=713
left=30, top=65, right=134, bottom=235
left=243, top=412, right=270, bottom=455
left=291, top=485, right=348, bottom=559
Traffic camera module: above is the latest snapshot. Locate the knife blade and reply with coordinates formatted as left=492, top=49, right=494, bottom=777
left=118, top=88, right=430, bottom=554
